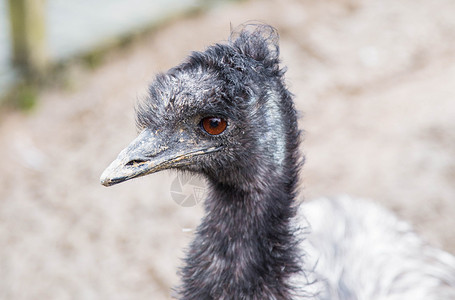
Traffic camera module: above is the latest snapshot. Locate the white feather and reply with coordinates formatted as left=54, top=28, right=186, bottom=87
left=293, top=196, right=455, bottom=299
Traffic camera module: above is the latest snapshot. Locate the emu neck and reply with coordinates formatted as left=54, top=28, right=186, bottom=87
left=179, top=89, right=302, bottom=299
left=180, top=174, right=301, bottom=299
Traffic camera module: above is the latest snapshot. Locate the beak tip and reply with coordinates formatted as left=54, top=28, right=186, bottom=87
left=100, top=178, right=110, bottom=187
left=100, top=174, right=111, bottom=187
left=100, top=160, right=131, bottom=187
left=100, top=166, right=116, bottom=187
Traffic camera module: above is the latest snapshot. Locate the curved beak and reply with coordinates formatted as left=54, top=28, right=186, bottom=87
left=100, top=128, right=220, bottom=187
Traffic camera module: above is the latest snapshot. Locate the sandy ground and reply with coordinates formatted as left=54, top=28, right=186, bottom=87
left=1, top=0, right=455, bottom=299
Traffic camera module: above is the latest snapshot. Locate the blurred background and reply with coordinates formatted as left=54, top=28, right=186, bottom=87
left=1, top=0, right=455, bottom=299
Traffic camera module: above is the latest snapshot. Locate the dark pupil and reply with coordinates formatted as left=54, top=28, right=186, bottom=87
left=209, top=118, right=220, bottom=128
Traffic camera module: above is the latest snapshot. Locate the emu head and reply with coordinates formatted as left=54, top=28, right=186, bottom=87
left=101, top=26, right=296, bottom=190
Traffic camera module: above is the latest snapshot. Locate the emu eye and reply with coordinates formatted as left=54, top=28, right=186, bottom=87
left=201, top=117, right=227, bottom=135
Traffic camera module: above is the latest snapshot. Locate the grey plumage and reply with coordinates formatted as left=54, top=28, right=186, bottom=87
left=101, top=24, right=455, bottom=299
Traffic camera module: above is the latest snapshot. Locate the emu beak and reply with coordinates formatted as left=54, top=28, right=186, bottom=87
left=100, top=128, right=220, bottom=187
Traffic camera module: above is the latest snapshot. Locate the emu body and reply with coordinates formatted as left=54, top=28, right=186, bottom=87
left=101, top=25, right=455, bottom=299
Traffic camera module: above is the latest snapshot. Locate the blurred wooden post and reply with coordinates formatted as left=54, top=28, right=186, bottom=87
left=8, top=0, right=48, bottom=76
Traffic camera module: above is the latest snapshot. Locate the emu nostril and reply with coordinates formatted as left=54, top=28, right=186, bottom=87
left=126, top=159, right=148, bottom=166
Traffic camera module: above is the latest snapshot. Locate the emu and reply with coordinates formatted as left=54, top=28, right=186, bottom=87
left=101, top=25, right=455, bottom=299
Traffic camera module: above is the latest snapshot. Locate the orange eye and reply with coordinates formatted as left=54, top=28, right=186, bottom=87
left=201, top=117, right=227, bottom=135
